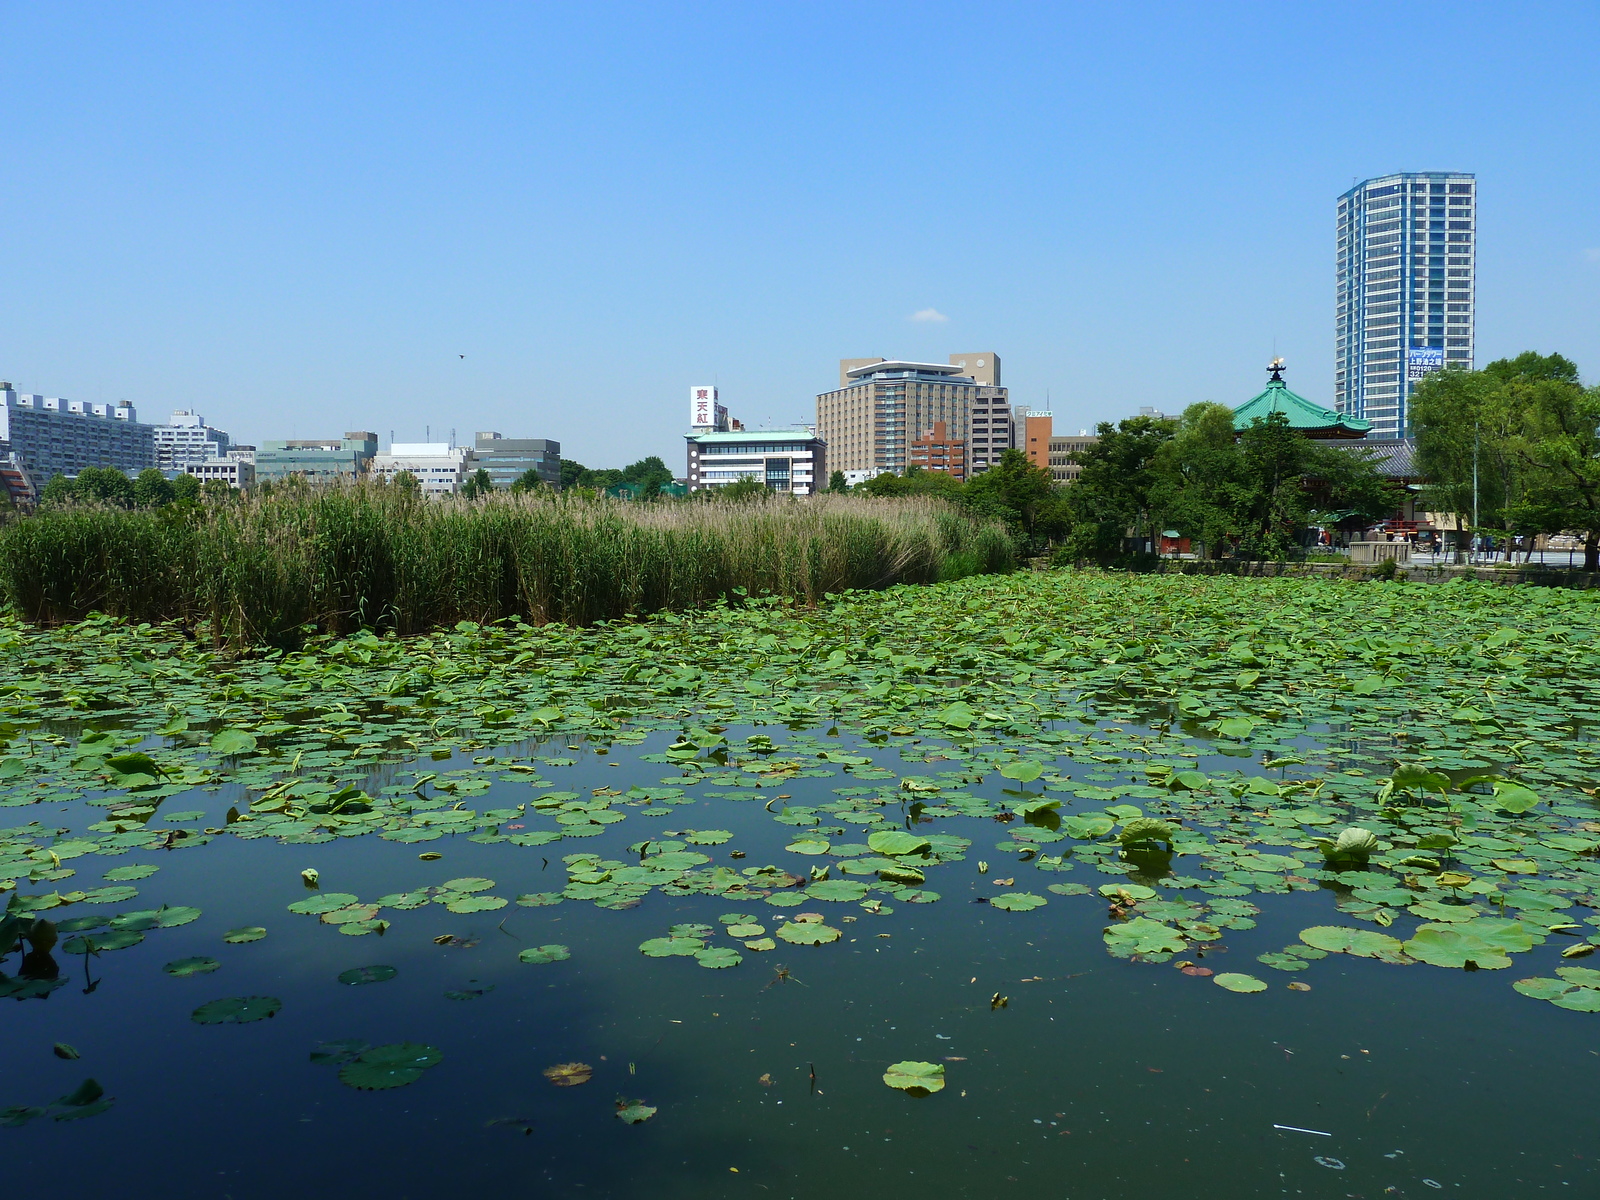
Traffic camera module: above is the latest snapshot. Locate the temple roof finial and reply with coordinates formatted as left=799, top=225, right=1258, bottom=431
left=1268, top=357, right=1286, bottom=383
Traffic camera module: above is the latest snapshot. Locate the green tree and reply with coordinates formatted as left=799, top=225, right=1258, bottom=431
left=858, top=465, right=963, bottom=501
left=1059, top=416, right=1176, bottom=562
left=620, top=456, right=674, bottom=499
left=1506, top=372, right=1600, bottom=570
left=39, top=474, right=77, bottom=506
left=171, top=473, right=202, bottom=504
left=963, top=449, right=1060, bottom=550
left=461, top=467, right=494, bottom=499
left=72, top=467, right=137, bottom=507
left=717, top=476, right=769, bottom=501
left=1149, top=402, right=1246, bottom=557
left=392, top=470, right=420, bottom=494
left=199, top=478, right=234, bottom=502
left=509, top=468, right=544, bottom=494
left=134, top=468, right=174, bottom=508
left=829, top=469, right=847, bottom=493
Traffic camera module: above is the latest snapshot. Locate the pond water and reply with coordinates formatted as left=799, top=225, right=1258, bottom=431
left=7, top=572, right=1600, bottom=1198
left=6, top=722, right=1598, bottom=1199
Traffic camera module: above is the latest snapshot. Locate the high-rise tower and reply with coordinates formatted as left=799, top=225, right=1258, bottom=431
left=1335, top=172, right=1475, bottom=439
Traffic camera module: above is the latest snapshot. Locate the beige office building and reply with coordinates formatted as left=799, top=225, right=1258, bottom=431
left=816, top=353, right=1008, bottom=478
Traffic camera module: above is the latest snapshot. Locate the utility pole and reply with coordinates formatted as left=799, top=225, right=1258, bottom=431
left=1471, top=420, right=1480, bottom=562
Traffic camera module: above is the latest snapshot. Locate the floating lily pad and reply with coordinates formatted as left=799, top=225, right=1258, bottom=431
left=695, top=946, right=742, bottom=969
left=288, top=893, right=360, bottom=915
left=519, top=945, right=571, bottom=964
left=744, top=937, right=776, bottom=951
left=883, top=1060, right=945, bottom=1095
left=866, top=831, right=931, bottom=857
left=776, top=922, right=841, bottom=946
left=338, top=965, right=398, bottom=985
left=1212, top=973, right=1268, bottom=993
left=191, top=995, right=282, bottom=1024
left=163, top=956, right=221, bottom=977
left=806, top=879, right=869, bottom=902
left=62, top=930, right=143, bottom=954
left=615, top=1099, right=657, bottom=1123
left=223, top=926, right=267, bottom=944
left=543, top=1061, right=592, bottom=1087
left=684, top=830, right=732, bottom=845
left=640, top=937, right=704, bottom=957
left=444, top=895, right=508, bottom=913
left=339, top=1042, right=442, bottom=1090
left=989, top=892, right=1047, bottom=912
left=784, top=838, right=831, bottom=855
left=103, top=864, right=159, bottom=881
left=1299, top=926, right=1408, bottom=962
left=442, top=877, right=495, bottom=893
left=726, top=923, right=765, bottom=938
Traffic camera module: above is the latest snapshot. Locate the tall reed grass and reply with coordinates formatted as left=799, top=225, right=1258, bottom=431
left=0, top=488, right=1012, bottom=647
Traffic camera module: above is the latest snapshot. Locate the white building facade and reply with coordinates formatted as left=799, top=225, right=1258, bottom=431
left=685, top=428, right=825, bottom=495
left=370, top=443, right=473, bottom=495
left=153, top=410, right=230, bottom=470
left=183, top=458, right=256, bottom=490
left=1336, top=172, right=1475, bottom=439
left=0, top=385, right=154, bottom=491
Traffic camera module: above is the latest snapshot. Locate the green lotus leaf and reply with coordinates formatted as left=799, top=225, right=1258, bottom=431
left=776, top=921, right=841, bottom=946
left=444, top=895, right=507, bottom=913
left=806, top=880, right=869, bottom=902
left=1213, top=972, right=1268, bottom=993
left=519, top=944, right=571, bottom=964
left=1551, top=988, right=1600, bottom=1013
left=1298, top=926, right=1408, bottom=962
left=209, top=729, right=258, bottom=756
left=726, top=923, right=765, bottom=937
left=339, top=1042, right=442, bottom=1090
left=998, top=760, right=1043, bottom=783
left=1403, top=926, right=1512, bottom=970
left=288, top=892, right=361, bottom=915
left=695, top=946, right=742, bottom=968
left=866, top=831, right=931, bottom=857
left=223, top=926, right=267, bottom=943
left=615, top=1100, right=657, bottom=1124
left=883, top=1060, right=945, bottom=1094
left=785, top=838, right=831, bottom=855
left=337, top=965, right=398, bottom=985
left=989, top=891, right=1047, bottom=911
left=744, top=937, right=777, bottom=951
left=669, top=923, right=714, bottom=937
left=103, top=864, right=159, bottom=881
left=191, top=995, right=282, bottom=1024
left=639, top=936, right=704, bottom=957
left=62, top=930, right=143, bottom=953
left=515, top=892, right=565, bottom=907
left=163, top=956, right=221, bottom=977
left=442, top=877, right=495, bottom=893
left=1487, top=781, right=1540, bottom=814
left=684, top=830, right=732, bottom=845
left=1556, top=966, right=1600, bottom=986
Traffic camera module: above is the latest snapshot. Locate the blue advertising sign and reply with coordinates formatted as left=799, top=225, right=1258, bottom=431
left=1407, top=347, right=1445, bottom=380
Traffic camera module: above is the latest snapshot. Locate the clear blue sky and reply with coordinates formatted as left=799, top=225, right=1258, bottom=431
left=2, top=2, right=1596, bottom=464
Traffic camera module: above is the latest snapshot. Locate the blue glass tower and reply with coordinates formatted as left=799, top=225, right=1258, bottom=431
left=1335, top=172, right=1475, bottom=439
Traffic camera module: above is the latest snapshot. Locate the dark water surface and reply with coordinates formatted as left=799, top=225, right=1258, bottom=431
left=7, top=727, right=1598, bottom=1200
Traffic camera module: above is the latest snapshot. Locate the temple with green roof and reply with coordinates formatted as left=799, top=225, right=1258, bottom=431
left=1232, top=360, right=1371, bottom=439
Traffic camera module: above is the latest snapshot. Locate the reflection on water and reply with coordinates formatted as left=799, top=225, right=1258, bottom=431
left=3, top=724, right=1598, bottom=1198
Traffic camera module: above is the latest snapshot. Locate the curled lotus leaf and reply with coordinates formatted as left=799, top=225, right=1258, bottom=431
left=883, top=1060, right=945, bottom=1095
left=1118, top=818, right=1176, bottom=847
left=866, top=831, right=931, bottom=857
left=519, top=945, right=571, bottom=964
left=191, top=995, right=282, bottom=1024
left=1316, top=827, right=1379, bottom=861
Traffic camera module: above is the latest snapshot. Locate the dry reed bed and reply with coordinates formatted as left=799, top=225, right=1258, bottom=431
left=0, top=488, right=1012, bottom=646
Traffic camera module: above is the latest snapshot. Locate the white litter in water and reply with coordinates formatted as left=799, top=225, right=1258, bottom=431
left=1313, top=1157, right=1346, bottom=1170
left=1423, top=1181, right=1443, bottom=1190
left=1274, top=1124, right=1333, bottom=1137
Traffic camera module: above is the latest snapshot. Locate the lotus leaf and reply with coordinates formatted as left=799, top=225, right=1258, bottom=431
left=806, top=880, right=868, bottom=902
left=639, top=937, right=704, bottom=957
left=288, top=892, right=360, bottom=915
left=191, top=995, right=282, bottom=1024
left=223, top=926, right=267, bottom=943
left=337, top=965, right=398, bottom=985
left=883, top=1060, right=945, bottom=1094
left=442, top=877, right=495, bottom=893
left=785, top=838, right=831, bottom=855
left=1298, top=926, right=1408, bottom=962
left=339, top=1042, right=442, bottom=1090
left=519, top=945, right=571, bottom=964
left=1213, top=972, right=1268, bottom=993
left=989, top=892, right=1047, bottom=911
left=1404, top=926, right=1512, bottom=970
left=866, top=830, right=931, bottom=857
left=444, top=895, right=507, bottom=913
left=543, top=1062, right=592, bottom=1087
left=62, top=930, right=143, bottom=953
left=695, top=946, right=742, bottom=968
left=163, top=956, right=220, bottom=976
left=615, top=1100, right=657, bottom=1123
left=776, top=921, right=841, bottom=946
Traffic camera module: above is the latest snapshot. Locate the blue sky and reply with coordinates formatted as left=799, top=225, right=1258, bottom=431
left=2, top=2, right=1597, bottom=465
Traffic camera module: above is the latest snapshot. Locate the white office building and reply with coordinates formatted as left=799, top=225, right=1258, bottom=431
left=685, top=429, right=825, bottom=494
left=183, top=458, right=256, bottom=490
left=1336, top=172, right=1475, bottom=439
left=370, top=443, right=473, bottom=495
left=153, top=410, right=230, bottom=470
left=0, top=385, right=154, bottom=493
